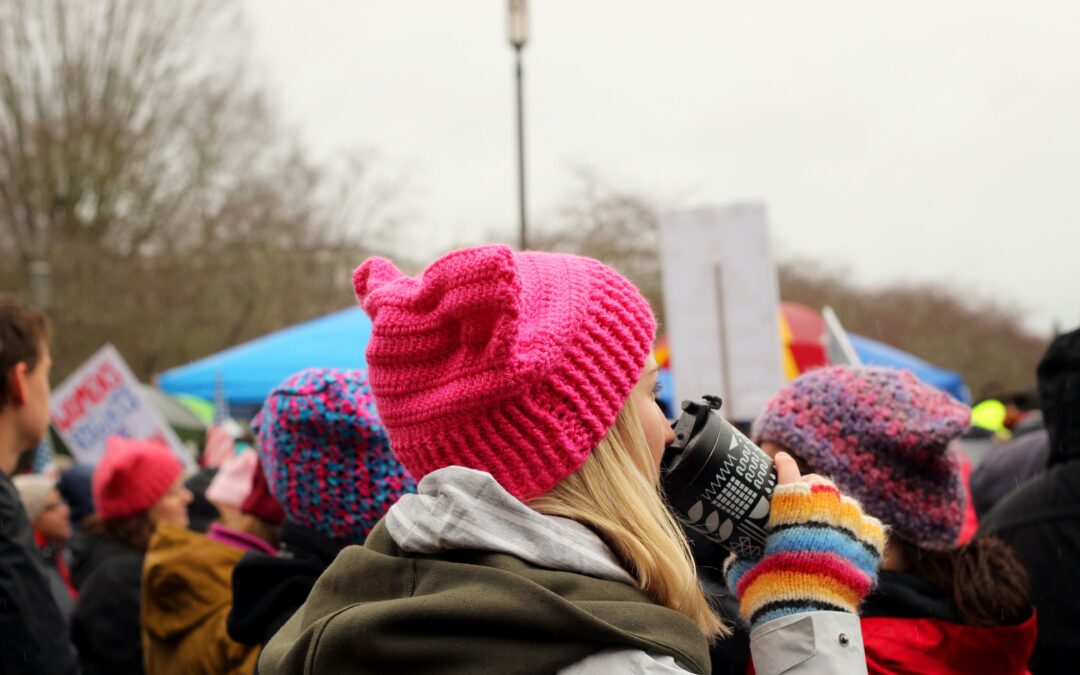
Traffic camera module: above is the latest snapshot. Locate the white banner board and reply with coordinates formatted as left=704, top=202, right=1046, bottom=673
left=50, top=345, right=193, bottom=468
left=658, top=203, right=785, bottom=420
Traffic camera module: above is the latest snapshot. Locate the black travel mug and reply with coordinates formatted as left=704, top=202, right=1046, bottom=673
left=661, top=396, right=778, bottom=559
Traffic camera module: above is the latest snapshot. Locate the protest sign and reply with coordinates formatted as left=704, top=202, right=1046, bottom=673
left=51, top=345, right=193, bottom=467
left=659, top=202, right=785, bottom=420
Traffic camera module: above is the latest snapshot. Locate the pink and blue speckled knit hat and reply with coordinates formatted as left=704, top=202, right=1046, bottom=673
left=353, top=245, right=657, bottom=502
left=752, top=366, right=971, bottom=551
left=253, top=368, right=416, bottom=544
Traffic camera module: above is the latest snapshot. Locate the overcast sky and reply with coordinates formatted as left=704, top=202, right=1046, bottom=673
left=242, top=1, right=1079, bottom=335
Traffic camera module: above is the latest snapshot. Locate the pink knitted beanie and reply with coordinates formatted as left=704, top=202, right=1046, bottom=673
left=93, top=436, right=184, bottom=520
left=205, top=448, right=258, bottom=509
left=353, top=245, right=656, bottom=501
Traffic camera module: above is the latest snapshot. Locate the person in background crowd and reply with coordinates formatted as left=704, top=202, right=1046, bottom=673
left=62, top=462, right=111, bottom=606
left=206, top=450, right=283, bottom=553
left=184, top=465, right=222, bottom=533
left=13, top=474, right=77, bottom=622
left=960, top=398, right=1012, bottom=470
left=753, top=366, right=1036, bottom=675
left=0, top=295, right=79, bottom=674
left=972, top=399, right=1013, bottom=440
left=258, top=246, right=885, bottom=674
left=227, top=367, right=417, bottom=647
left=971, top=428, right=1051, bottom=517
left=233, top=457, right=287, bottom=551
left=202, top=418, right=250, bottom=469
left=141, top=455, right=282, bottom=675
left=980, top=328, right=1080, bottom=674
left=1010, top=405, right=1045, bottom=438
left=204, top=449, right=262, bottom=539
left=72, top=436, right=191, bottom=675
left=1001, top=391, right=1042, bottom=436
left=59, top=462, right=96, bottom=528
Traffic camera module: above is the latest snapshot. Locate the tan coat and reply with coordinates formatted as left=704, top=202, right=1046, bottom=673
left=142, top=523, right=259, bottom=675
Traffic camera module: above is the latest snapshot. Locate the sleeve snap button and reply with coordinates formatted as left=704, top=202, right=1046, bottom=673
left=838, top=633, right=850, bottom=646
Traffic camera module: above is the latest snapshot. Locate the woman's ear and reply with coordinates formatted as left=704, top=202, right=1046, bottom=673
left=5, top=362, right=28, bottom=406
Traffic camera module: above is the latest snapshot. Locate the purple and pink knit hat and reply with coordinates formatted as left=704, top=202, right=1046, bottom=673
left=253, top=368, right=415, bottom=544
left=752, top=366, right=971, bottom=551
left=353, top=245, right=657, bottom=502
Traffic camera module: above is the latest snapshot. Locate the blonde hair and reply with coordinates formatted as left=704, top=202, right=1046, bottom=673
left=529, top=404, right=728, bottom=640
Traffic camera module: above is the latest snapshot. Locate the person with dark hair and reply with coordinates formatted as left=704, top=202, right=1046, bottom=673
left=72, top=436, right=192, bottom=675
left=227, top=368, right=417, bottom=648
left=183, top=466, right=222, bottom=533
left=754, top=366, right=1037, bottom=674
left=0, top=295, right=78, bottom=674
left=58, top=462, right=96, bottom=528
left=980, top=327, right=1080, bottom=674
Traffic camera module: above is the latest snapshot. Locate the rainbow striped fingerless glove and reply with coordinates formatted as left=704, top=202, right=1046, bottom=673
left=723, top=482, right=886, bottom=630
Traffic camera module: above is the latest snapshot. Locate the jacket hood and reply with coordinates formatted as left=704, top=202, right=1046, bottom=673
left=384, top=465, right=635, bottom=584
left=862, top=613, right=1037, bottom=674
left=258, top=468, right=711, bottom=673
left=862, top=570, right=1037, bottom=674
left=1039, top=327, right=1080, bottom=464
left=258, top=519, right=710, bottom=674
left=143, top=523, right=244, bottom=640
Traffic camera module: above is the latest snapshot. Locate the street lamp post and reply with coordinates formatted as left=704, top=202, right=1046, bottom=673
left=27, top=260, right=50, bottom=311
left=508, top=0, right=528, bottom=250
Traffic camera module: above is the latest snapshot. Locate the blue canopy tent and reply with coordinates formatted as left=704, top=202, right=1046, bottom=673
left=157, top=308, right=372, bottom=418
left=848, top=334, right=970, bottom=404
left=656, top=332, right=969, bottom=417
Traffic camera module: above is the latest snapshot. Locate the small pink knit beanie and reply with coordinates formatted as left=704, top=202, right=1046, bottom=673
left=353, top=245, right=656, bottom=501
left=93, top=436, right=184, bottom=520
left=205, top=448, right=258, bottom=509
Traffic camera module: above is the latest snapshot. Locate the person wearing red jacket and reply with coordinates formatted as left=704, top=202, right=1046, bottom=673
left=753, top=366, right=1037, bottom=675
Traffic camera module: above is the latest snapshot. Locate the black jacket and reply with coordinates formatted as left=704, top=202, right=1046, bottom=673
left=970, top=429, right=1051, bottom=517
left=0, top=471, right=79, bottom=674
left=979, top=459, right=1080, bottom=675
left=227, top=519, right=342, bottom=647
left=71, top=533, right=146, bottom=675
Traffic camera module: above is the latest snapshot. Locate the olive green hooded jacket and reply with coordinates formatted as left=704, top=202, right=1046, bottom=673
left=259, top=468, right=710, bottom=675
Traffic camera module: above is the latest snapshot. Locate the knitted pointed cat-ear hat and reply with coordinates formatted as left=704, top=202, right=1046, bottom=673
left=753, top=366, right=970, bottom=550
left=353, top=245, right=656, bottom=501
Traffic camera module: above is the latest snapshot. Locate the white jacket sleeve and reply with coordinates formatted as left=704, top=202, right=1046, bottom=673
left=750, top=611, right=867, bottom=675
left=558, top=648, right=696, bottom=674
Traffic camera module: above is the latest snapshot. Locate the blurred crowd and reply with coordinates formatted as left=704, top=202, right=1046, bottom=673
left=1, top=246, right=1077, bottom=675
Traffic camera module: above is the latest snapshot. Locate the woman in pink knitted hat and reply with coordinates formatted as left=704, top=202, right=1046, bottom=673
left=140, top=446, right=286, bottom=675
left=71, top=436, right=191, bottom=675
left=259, top=246, right=886, bottom=675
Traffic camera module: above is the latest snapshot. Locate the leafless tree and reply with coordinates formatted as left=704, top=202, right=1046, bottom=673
left=778, top=261, right=1048, bottom=399
left=3, top=1, right=239, bottom=260
left=0, top=0, right=410, bottom=379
